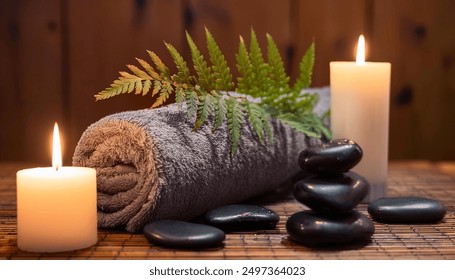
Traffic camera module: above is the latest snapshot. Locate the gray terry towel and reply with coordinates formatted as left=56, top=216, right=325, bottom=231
left=73, top=88, right=330, bottom=232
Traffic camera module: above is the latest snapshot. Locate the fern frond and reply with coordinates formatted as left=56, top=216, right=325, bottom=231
left=186, top=90, right=199, bottom=118
left=186, top=32, right=214, bottom=91
left=135, top=58, right=161, bottom=80
left=276, top=111, right=330, bottom=139
left=194, top=94, right=214, bottom=130
left=293, top=92, right=319, bottom=114
left=134, top=80, right=143, bottom=94
left=262, top=113, right=274, bottom=143
left=244, top=102, right=265, bottom=144
left=164, top=43, right=191, bottom=85
left=276, top=113, right=320, bottom=138
left=300, top=111, right=332, bottom=139
left=147, top=50, right=170, bottom=79
left=96, top=29, right=328, bottom=156
left=235, top=36, right=254, bottom=95
left=126, top=64, right=152, bottom=80
left=143, top=80, right=152, bottom=96
left=212, top=95, right=227, bottom=132
left=226, top=98, right=245, bottom=155
left=205, top=28, right=234, bottom=91
left=294, top=41, right=315, bottom=90
left=152, top=91, right=169, bottom=108
left=95, top=71, right=144, bottom=100
left=152, top=81, right=173, bottom=108
left=175, top=86, right=186, bottom=105
left=95, top=83, right=125, bottom=100
left=249, top=29, right=268, bottom=96
left=266, top=34, right=290, bottom=94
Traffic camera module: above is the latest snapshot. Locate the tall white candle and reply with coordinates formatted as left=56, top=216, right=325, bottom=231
left=16, top=123, right=98, bottom=252
left=330, top=35, right=391, bottom=202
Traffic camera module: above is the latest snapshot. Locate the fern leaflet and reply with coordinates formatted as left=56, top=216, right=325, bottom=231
left=205, top=28, right=234, bottom=91
left=186, top=32, right=214, bottom=91
left=226, top=98, right=245, bottom=156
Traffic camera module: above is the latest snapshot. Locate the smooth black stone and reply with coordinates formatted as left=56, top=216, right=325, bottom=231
left=286, top=210, right=374, bottom=246
left=368, top=197, right=446, bottom=223
left=293, top=171, right=369, bottom=215
left=298, top=139, right=363, bottom=175
left=204, top=204, right=279, bottom=231
left=143, top=220, right=225, bottom=248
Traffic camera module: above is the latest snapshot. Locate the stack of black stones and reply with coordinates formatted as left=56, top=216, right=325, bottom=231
left=286, top=139, right=375, bottom=246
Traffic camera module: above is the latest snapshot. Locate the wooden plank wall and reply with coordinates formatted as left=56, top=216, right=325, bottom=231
left=0, top=0, right=64, bottom=163
left=1, top=0, right=454, bottom=163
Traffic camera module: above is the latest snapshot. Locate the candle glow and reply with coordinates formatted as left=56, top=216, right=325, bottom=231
left=52, top=123, right=62, bottom=171
left=330, top=35, right=391, bottom=202
left=356, top=35, right=366, bottom=64
left=16, top=123, right=98, bottom=252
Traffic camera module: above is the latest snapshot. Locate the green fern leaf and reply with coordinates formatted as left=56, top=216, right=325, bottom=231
left=212, top=95, right=227, bottom=132
left=186, top=32, right=214, bottom=91
left=262, top=113, right=274, bottom=143
left=276, top=113, right=320, bottom=138
left=226, top=98, right=245, bottom=155
left=301, top=111, right=332, bottom=139
left=205, top=28, right=234, bottom=91
left=277, top=112, right=332, bottom=139
left=244, top=102, right=265, bottom=144
left=266, top=34, right=290, bottom=94
left=186, top=90, right=199, bottom=118
left=95, top=29, right=327, bottom=156
left=175, top=86, right=186, bottom=105
left=164, top=44, right=192, bottom=85
left=294, top=41, right=315, bottom=90
left=235, top=36, right=253, bottom=95
left=194, top=94, right=214, bottom=130
left=249, top=29, right=268, bottom=96
left=293, top=92, right=319, bottom=114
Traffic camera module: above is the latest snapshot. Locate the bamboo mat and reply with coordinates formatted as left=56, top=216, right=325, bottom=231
left=1, top=161, right=454, bottom=260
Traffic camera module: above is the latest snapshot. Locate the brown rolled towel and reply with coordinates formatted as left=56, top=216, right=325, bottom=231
left=72, top=88, right=330, bottom=232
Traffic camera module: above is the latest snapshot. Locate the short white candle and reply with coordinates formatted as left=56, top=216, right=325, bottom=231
left=330, top=35, right=391, bottom=202
left=16, top=123, right=97, bottom=252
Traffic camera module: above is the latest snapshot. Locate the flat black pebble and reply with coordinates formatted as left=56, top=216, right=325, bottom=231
left=143, top=220, right=225, bottom=248
left=293, top=171, right=369, bottom=215
left=368, top=197, right=446, bottom=223
left=286, top=210, right=374, bottom=246
left=204, top=204, right=279, bottom=231
left=298, top=139, right=363, bottom=175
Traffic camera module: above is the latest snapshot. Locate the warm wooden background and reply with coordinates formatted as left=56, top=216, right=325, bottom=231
left=1, top=0, right=454, bottom=163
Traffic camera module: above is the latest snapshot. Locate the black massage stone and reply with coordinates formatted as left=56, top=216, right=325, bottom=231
left=286, top=210, right=374, bottom=246
left=143, top=220, right=225, bottom=248
left=204, top=204, right=279, bottom=231
left=368, top=197, right=446, bottom=223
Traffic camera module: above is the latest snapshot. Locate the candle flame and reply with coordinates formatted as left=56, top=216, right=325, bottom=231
left=356, top=34, right=366, bottom=64
left=52, top=123, right=62, bottom=171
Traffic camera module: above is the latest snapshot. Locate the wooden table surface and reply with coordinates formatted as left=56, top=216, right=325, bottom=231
left=1, top=161, right=455, bottom=260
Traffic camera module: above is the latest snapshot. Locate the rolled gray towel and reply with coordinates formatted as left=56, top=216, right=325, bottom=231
left=73, top=87, right=330, bottom=232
